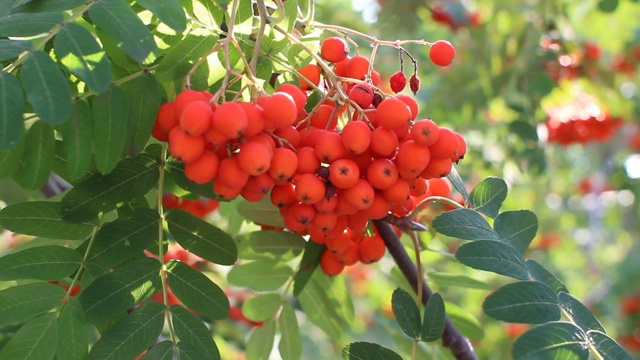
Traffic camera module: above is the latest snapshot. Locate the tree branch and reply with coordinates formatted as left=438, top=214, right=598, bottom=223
left=373, top=219, right=478, bottom=360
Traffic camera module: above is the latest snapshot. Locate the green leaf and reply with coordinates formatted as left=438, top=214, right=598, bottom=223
left=177, top=341, right=209, bottom=360
left=92, top=85, right=129, bottom=174
left=9, top=0, right=86, bottom=14
left=0, top=282, right=66, bottom=325
left=391, top=287, right=421, bottom=338
left=426, top=272, right=492, bottom=290
left=447, top=166, right=470, bottom=204
left=121, top=73, right=162, bottom=155
left=0, top=72, right=24, bottom=150
left=455, top=240, right=529, bottom=280
left=421, top=293, right=446, bottom=342
left=342, top=342, right=403, bottom=360
left=237, top=230, right=306, bottom=261
left=57, top=297, right=89, bottom=360
left=136, top=0, right=186, bottom=32
left=190, top=0, right=224, bottom=31
left=292, top=241, right=324, bottom=296
left=13, top=120, right=55, bottom=190
left=512, top=322, right=589, bottom=360
left=494, top=210, right=538, bottom=254
left=524, top=258, right=568, bottom=294
left=0, top=245, right=82, bottom=281
left=0, top=201, right=96, bottom=239
left=558, top=292, right=605, bottom=333
left=54, top=22, right=112, bottom=94
left=0, top=11, right=63, bottom=36
left=598, top=0, right=619, bottom=12
left=88, top=302, right=165, bottom=360
left=19, top=50, right=72, bottom=125
left=509, top=120, right=538, bottom=142
left=140, top=341, right=174, bottom=360
left=0, top=137, right=25, bottom=179
left=278, top=301, right=302, bottom=360
left=432, top=208, right=499, bottom=241
left=587, top=330, right=634, bottom=360
left=445, top=301, right=484, bottom=340
left=78, top=257, right=161, bottom=324
left=483, top=281, right=560, bottom=324
left=155, top=34, right=217, bottom=84
left=59, top=152, right=160, bottom=222
left=88, top=0, right=157, bottom=63
left=82, top=208, right=159, bottom=268
left=171, top=305, right=221, bottom=360
left=242, top=293, right=283, bottom=322
left=58, top=99, right=93, bottom=180
left=0, top=39, right=31, bottom=62
left=165, top=209, right=237, bottom=265
left=298, top=270, right=353, bottom=341
left=231, top=0, right=253, bottom=35
left=166, top=160, right=218, bottom=198
left=469, top=176, right=507, bottom=218
left=0, top=313, right=58, bottom=360
left=237, top=196, right=287, bottom=228
left=166, top=260, right=229, bottom=320
left=246, top=319, right=276, bottom=360
left=227, top=260, right=293, bottom=291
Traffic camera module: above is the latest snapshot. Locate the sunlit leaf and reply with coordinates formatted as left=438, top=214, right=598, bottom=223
left=483, top=281, right=560, bottom=324
left=447, top=166, right=470, bottom=204
left=227, top=260, right=293, bottom=291
left=494, top=210, right=538, bottom=254
left=558, top=292, right=605, bottom=333
left=587, top=330, right=634, bottom=360
left=524, top=258, right=568, bottom=294
left=237, top=196, right=286, bottom=228
left=136, top=0, right=186, bottom=32
left=242, top=293, right=283, bottom=322
left=237, top=230, right=306, bottom=261
left=278, top=301, right=302, bottom=360
left=292, top=241, right=324, bottom=297
left=512, top=322, right=589, bottom=360
left=455, top=240, right=529, bottom=279
left=155, top=34, right=217, bottom=84
left=469, top=176, right=507, bottom=218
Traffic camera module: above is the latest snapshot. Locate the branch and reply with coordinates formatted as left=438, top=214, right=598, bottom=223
left=372, top=219, right=478, bottom=360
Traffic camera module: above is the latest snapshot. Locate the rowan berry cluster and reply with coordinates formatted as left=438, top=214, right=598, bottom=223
left=152, top=36, right=465, bottom=275
left=545, top=107, right=622, bottom=145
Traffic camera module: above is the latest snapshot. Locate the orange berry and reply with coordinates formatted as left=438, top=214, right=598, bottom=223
left=420, top=157, right=453, bottom=179
left=184, top=150, right=219, bottom=184
left=334, top=193, right=360, bottom=216
left=263, top=92, right=298, bottom=128
left=281, top=207, right=308, bottom=232
left=236, top=101, right=265, bottom=138
left=296, top=146, right=321, bottom=174
left=346, top=55, right=370, bottom=80
left=396, top=94, right=418, bottom=120
left=273, top=126, right=301, bottom=149
left=343, top=179, right=375, bottom=210
left=311, top=211, right=338, bottom=232
left=217, top=156, right=250, bottom=189
left=179, top=101, right=212, bottom=136
left=346, top=210, right=369, bottom=233
left=212, top=102, right=248, bottom=139
left=244, top=173, right=275, bottom=195
left=295, top=173, right=326, bottom=204
left=326, top=230, right=352, bottom=255
left=429, top=40, right=456, bottom=67
left=428, top=177, right=452, bottom=197
left=241, top=189, right=266, bottom=202
left=213, top=180, right=242, bottom=201
left=370, top=126, right=399, bottom=157
left=174, top=89, right=207, bottom=117
left=409, top=177, right=429, bottom=197
left=269, top=147, right=298, bottom=183
left=310, top=104, right=339, bottom=130
left=321, top=36, right=349, bottom=63
left=237, top=141, right=272, bottom=176
left=320, top=250, right=345, bottom=275
left=348, top=84, right=374, bottom=108
left=276, top=83, right=307, bottom=113
left=314, top=194, right=338, bottom=213
left=328, top=158, right=360, bottom=189
left=376, top=97, right=412, bottom=130
left=325, top=215, right=348, bottom=238
left=270, top=183, right=297, bottom=209
left=152, top=121, right=169, bottom=142
left=315, top=131, right=348, bottom=163
left=452, top=132, right=466, bottom=162
left=246, top=132, right=276, bottom=158
left=382, top=178, right=410, bottom=204
left=411, top=119, right=440, bottom=146
left=290, top=202, right=316, bottom=226
left=334, top=57, right=349, bottom=77
left=395, top=140, right=431, bottom=178
left=429, top=127, right=459, bottom=159
left=156, top=102, right=178, bottom=134
left=362, top=192, right=391, bottom=220
left=336, top=240, right=359, bottom=266
left=168, top=127, right=206, bottom=163
left=367, top=158, right=399, bottom=190
left=341, top=120, right=371, bottom=155
left=358, top=234, right=386, bottom=264
left=298, top=63, right=321, bottom=91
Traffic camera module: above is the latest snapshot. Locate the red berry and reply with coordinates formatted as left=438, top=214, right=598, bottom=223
left=321, top=37, right=349, bottom=63
left=429, top=40, right=456, bottom=67
left=389, top=71, right=407, bottom=93
left=409, top=74, right=420, bottom=95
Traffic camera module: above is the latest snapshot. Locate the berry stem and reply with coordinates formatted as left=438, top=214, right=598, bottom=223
left=407, top=195, right=465, bottom=220
left=373, top=220, right=478, bottom=360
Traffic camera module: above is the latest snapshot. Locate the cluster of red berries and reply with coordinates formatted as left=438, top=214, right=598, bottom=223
left=152, top=36, right=464, bottom=275
left=430, top=3, right=481, bottom=31
left=541, top=37, right=603, bottom=82
left=545, top=108, right=622, bottom=145
left=162, top=194, right=220, bottom=219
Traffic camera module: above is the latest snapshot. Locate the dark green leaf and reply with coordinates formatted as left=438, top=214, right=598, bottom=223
left=10, top=0, right=86, bottom=14
left=88, top=0, right=157, bottom=62
left=0, top=282, right=66, bottom=325
left=0, top=72, right=24, bottom=150
left=426, top=272, right=492, bottom=290
left=60, top=152, right=160, bottom=222
left=166, top=260, right=229, bottom=320
left=171, top=305, right=220, bottom=360
left=13, top=120, right=55, bottom=190
left=136, top=0, right=186, bottom=32
left=0, top=201, right=95, bottom=239
left=0, top=313, right=58, bottom=360
left=242, top=293, right=283, bottom=322
left=166, top=160, right=218, bottom=198
left=227, top=260, right=293, bottom=291
left=292, top=241, right=324, bottom=297
left=455, top=240, right=529, bottom=280
left=140, top=341, right=174, bottom=360
left=20, top=50, right=72, bottom=125
left=155, top=34, right=217, bottom=83
left=422, top=293, right=446, bottom=342
left=445, top=301, right=484, bottom=340
left=509, top=120, right=538, bottom=142
left=598, top=0, right=619, bottom=12
left=0, top=11, right=62, bottom=36
left=78, top=257, right=161, bottom=323
left=177, top=341, right=209, bottom=360
left=0, top=138, right=25, bottom=179
left=432, top=208, right=499, bottom=241
left=165, top=209, right=237, bottom=265
left=88, top=302, right=165, bottom=360
left=82, top=208, right=159, bottom=268
left=447, top=166, right=470, bottom=204
left=237, top=197, right=286, bottom=228
left=237, top=230, right=306, bottom=261
left=391, top=287, right=421, bottom=338
left=524, top=258, right=568, bottom=294
left=483, top=281, right=560, bottom=324
left=246, top=319, right=276, bottom=360
left=512, top=322, right=589, bottom=360
left=57, top=297, right=89, bottom=360
left=0, top=39, right=31, bottom=61
left=558, top=292, right=605, bottom=333
left=342, top=342, right=403, bottom=360
left=278, top=301, right=302, bottom=360
left=92, top=85, right=129, bottom=174
left=469, top=176, right=507, bottom=218
left=587, top=330, right=634, bottom=360
left=57, top=99, right=93, bottom=180
left=0, top=245, right=82, bottom=281
left=54, top=22, right=111, bottom=94
left=494, top=210, right=538, bottom=254
left=121, top=73, right=162, bottom=155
